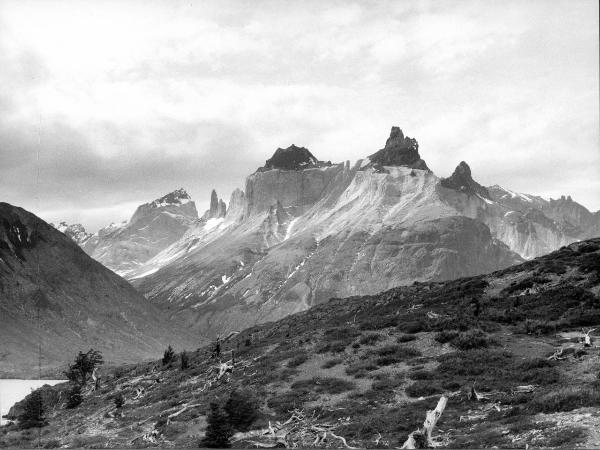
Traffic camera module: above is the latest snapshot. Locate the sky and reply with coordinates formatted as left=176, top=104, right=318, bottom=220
left=0, top=0, right=598, bottom=231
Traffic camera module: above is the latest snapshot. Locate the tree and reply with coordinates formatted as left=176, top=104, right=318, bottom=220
left=66, top=384, right=83, bottom=409
left=64, top=349, right=103, bottom=386
left=114, top=392, right=124, bottom=408
left=18, top=390, right=47, bottom=429
left=162, top=345, right=176, bottom=366
left=224, top=390, right=259, bottom=432
left=200, top=401, right=233, bottom=448
left=180, top=351, right=189, bottom=370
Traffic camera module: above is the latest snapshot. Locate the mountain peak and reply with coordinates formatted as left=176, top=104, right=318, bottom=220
left=259, top=145, right=328, bottom=171
left=150, top=188, right=192, bottom=208
left=441, top=161, right=491, bottom=199
left=367, top=126, right=429, bottom=170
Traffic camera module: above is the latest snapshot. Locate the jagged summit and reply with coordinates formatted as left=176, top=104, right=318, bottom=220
left=150, top=188, right=192, bottom=208
left=202, top=189, right=227, bottom=220
left=441, top=161, right=491, bottom=199
left=366, top=126, right=429, bottom=170
left=258, top=145, right=331, bottom=171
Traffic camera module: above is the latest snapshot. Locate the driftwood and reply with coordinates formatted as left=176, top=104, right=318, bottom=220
left=233, top=409, right=356, bottom=448
left=402, top=396, right=448, bottom=449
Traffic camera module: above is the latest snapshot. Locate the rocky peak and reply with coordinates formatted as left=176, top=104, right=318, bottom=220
left=441, top=161, right=491, bottom=199
left=259, top=145, right=330, bottom=171
left=150, top=188, right=192, bottom=208
left=366, top=126, right=429, bottom=170
left=202, top=189, right=227, bottom=220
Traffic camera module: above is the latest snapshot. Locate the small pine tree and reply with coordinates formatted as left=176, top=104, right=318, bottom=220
left=114, top=392, right=124, bottom=408
left=224, top=390, right=259, bottom=432
left=201, top=401, right=233, bottom=448
left=162, top=345, right=176, bottom=366
left=18, top=390, right=47, bottom=429
left=64, top=349, right=103, bottom=386
left=180, top=351, right=189, bottom=370
left=66, top=384, right=83, bottom=409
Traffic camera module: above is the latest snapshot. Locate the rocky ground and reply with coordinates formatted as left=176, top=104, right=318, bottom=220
left=2, top=238, right=599, bottom=448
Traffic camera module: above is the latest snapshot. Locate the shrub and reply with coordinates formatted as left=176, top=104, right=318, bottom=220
left=359, top=333, right=383, bottom=346
left=405, top=381, right=443, bottom=398
left=114, top=393, right=124, bottom=408
left=396, top=334, right=417, bottom=343
left=18, top=390, right=47, bottom=429
left=180, top=351, right=189, bottom=370
left=291, top=377, right=355, bottom=395
left=287, top=353, right=308, bottom=368
left=64, top=349, right=103, bottom=386
left=435, top=330, right=459, bottom=344
left=375, top=345, right=421, bottom=366
left=224, top=390, right=259, bottom=432
left=528, top=386, right=600, bottom=413
left=322, top=358, right=343, bottom=369
left=201, top=401, right=233, bottom=448
left=66, top=385, right=83, bottom=409
left=452, top=329, right=497, bottom=350
left=162, top=345, right=176, bottom=366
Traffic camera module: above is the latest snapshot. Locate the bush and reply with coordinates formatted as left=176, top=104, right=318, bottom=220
left=18, top=390, right=47, bottom=429
left=114, top=393, right=124, bottom=408
left=162, top=345, right=176, bottom=366
left=292, top=377, right=355, bottom=395
left=224, top=390, right=259, bottom=432
left=405, top=381, right=444, bottom=398
left=396, top=334, right=417, bottom=343
left=452, top=329, right=497, bottom=350
left=201, top=401, right=233, bottom=448
left=64, top=349, right=103, bottom=386
left=180, top=351, right=189, bottom=370
left=359, top=334, right=383, bottom=346
left=528, top=386, right=600, bottom=413
left=322, top=358, right=343, bottom=369
left=375, top=345, right=421, bottom=366
left=66, top=385, right=83, bottom=409
left=287, top=353, right=308, bottom=368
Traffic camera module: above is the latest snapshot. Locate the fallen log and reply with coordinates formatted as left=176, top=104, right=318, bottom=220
left=402, top=396, right=448, bottom=449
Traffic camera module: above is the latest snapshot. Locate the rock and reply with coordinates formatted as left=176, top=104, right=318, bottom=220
left=440, top=161, right=491, bottom=199
left=366, top=126, right=429, bottom=170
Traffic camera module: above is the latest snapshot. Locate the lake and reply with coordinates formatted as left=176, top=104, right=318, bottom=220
left=0, top=379, right=65, bottom=425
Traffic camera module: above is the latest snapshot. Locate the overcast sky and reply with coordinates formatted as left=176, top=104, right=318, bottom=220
left=1, top=0, right=598, bottom=231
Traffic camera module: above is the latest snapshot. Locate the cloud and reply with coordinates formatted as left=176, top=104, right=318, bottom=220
left=0, top=0, right=598, bottom=231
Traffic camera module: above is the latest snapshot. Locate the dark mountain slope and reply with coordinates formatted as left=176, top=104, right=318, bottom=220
left=4, top=238, right=600, bottom=448
left=0, top=202, right=201, bottom=377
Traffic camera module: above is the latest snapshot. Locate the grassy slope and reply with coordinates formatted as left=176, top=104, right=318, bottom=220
left=2, top=238, right=600, bottom=448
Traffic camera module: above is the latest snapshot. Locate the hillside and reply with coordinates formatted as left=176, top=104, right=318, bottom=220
left=3, top=238, right=599, bottom=448
left=0, top=203, right=202, bottom=378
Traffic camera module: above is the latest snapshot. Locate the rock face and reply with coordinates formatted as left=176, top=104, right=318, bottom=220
left=63, top=125, right=598, bottom=339
left=50, top=222, right=92, bottom=246
left=365, top=127, right=429, bottom=170
left=259, top=145, right=329, bottom=171
left=79, top=188, right=199, bottom=276
left=441, top=161, right=490, bottom=199
left=0, top=203, right=199, bottom=377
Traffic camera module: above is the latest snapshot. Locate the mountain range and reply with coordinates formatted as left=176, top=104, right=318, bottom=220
left=0, top=203, right=201, bottom=377
left=52, top=126, right=600, bottom=338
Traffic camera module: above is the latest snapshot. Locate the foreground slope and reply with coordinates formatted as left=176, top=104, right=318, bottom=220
left=4, top=238, right=599, bottom=448
left=0, top=203, right=202, bottom=377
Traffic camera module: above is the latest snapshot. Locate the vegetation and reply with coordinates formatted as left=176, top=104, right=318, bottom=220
left=162, top=345, right=176, bottom=366
left=200, top=401, right=233, bottom=448
left=18, top=390, right=47, bottom=429
left=64, top=349, right=103, bottom=386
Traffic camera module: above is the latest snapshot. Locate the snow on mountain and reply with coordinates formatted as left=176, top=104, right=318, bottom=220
left=60, top=126, right=599, bottom=339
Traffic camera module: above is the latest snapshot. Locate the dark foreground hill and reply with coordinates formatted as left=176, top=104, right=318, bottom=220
left=0, top=202, right=202, bottom=377
left=2, top=238, right=600, bottom=448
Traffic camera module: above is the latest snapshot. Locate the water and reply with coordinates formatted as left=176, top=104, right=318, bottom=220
left=0, top=379, right=65, bottom=425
